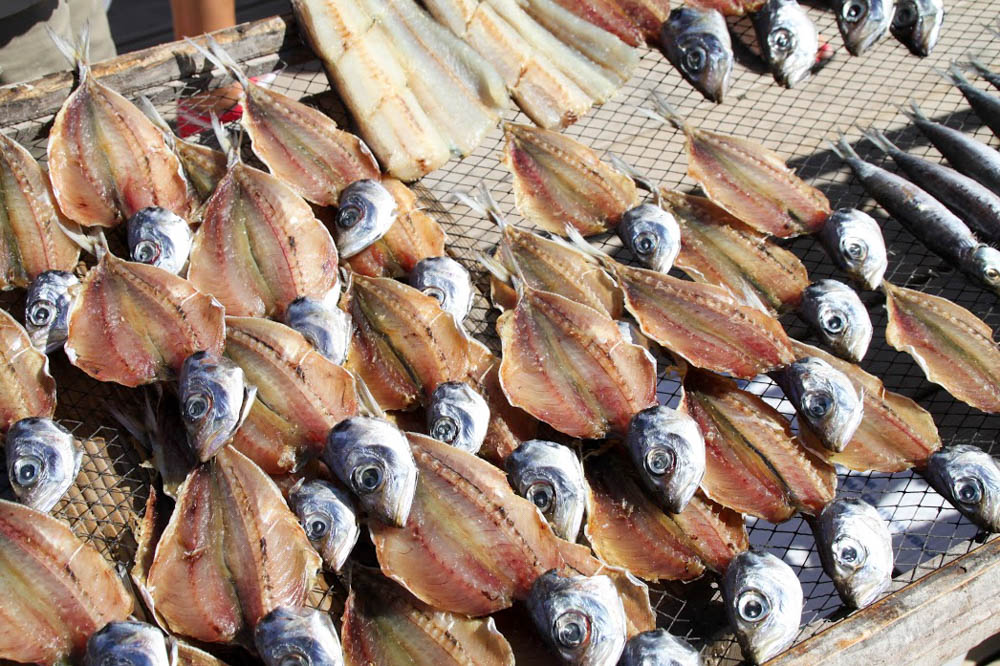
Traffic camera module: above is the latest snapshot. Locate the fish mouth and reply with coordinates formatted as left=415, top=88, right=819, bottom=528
left=837, top=573, right=888, bottom=609
left=775, top=59, right=814, bottom=88
left=323, top=527, right=360, bottom=572
left=28, top=326, right=63, bottom=354
left=701, top=51, right=734, bottom=103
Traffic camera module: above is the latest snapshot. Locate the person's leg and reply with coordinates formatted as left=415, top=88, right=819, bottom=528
left=0, top=0, right=73, bottom=85
left=169, top=0, right=235, bottom=40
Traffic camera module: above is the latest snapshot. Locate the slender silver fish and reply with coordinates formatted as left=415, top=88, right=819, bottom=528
left=751, top=0, right=819, bottom=88
left=624, top=405, right=705, bottom=514
left=924, top=445, right=1000, bottom=532
left=798, top=280, right=873, bottom=363
left=772, top=356, right=863, bottom=453
left=833, top=0, right=893, bottom=56
left=25, top=270, right=78, bottom=353
left=812, top=498, right=893, bottom=609
left=506, top=439, right=587, bottom=542
left=334, top=179, right=398, bottom=258
left=5, top=417, right=81, bottom=513
left=178, top=351, right=256, bottom=462
left=126, top=206, right=193, bottom=275
left=409, top=256, right=474, bottom=324
left=618, top=629, right=702, bottom=666
left=661, top=7, right=734, bottom=103
left=255, top=606, right=345, bottom=666
left=890, top=0, right=944, bottom=56
left=817, top=208, right=888, bottom=290
left=289, top=479, right=360, bottom=572
left=285, top=296, right=353, bottom=365
left=84, top=621, right=174, bottom=666
left=426, top=381, right=490, bottom=454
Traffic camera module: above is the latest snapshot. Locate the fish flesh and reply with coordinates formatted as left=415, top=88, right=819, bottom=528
left=256, top=607, right=345, bottom=666
left=284, top=296, right=353, bottom=365
left=617, top=200, right=682, bottom=275
left=798, top=279, right=873, bottom=363
left=812, top=498, right=893, bottom=609
left=817, top=208, right=888, bottom=290
left=334, top=179, right=398, bottom=258
left=833, top=0, right=892, bottom=56
left=661, top=7, right=734, bottom=103
left=147, top=446, right=321, bottom=644
left=342, top=567, right=515, bottom=666
left=664, top=189, right=809, bottom=315
left=0, top=499, right=132, bottom=664
left=612, top=0, right=672, bottom=42
left=682, top=368, right=837, bottom=522
left=722, top=550, right=802, bottom=665
left=5, top=417, right=81, bottom=513
left=0, top=132, right=79, bottom=288
left=178, top=351, right=255, bottom=462
left=942, top=65, right=1000, bottom=139
left=625, top=405, right=706, bottom=514
left=549, top=0, right=643, bottom=47
left=409, top=256, right=474, bottom=324
left=890, top=0, right=943, bottom=56
left=25, top=270, right=79, bottom=352
left=924, top=445, right=1000, bottom=532
left=503, top=123, right=638, bottom=236
left=0, top=307, right=56, bottom=432
left=883, top=281, right=1000, bottom=413
left=370, top=432, right=565, bottom=616
left=506, top=438, right=586, bottom=541
left=65, top=252, right=225, bottom=387
left=127, top=206, right=193, bottom=275
left=288, top=479, right=360, bottom=572
left=832, top=136, right=1000, bottom=296
left=224, top=316, right=359, bottom=474
left=751, top=0, right=819, bottom=88
left=619, top=630, right=701, bottom=666
left=427, top=381, right=490, bottom=453
left=85, top=621, right=173, bottom=666
left=467, top=348, right=541, bottom=464
left=685, top=0, right=764, bottom=16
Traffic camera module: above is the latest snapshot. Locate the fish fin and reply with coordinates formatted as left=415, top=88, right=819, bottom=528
left=209, top=112, right=238, bottom=166
left=899, top=100, right=928, bottom=123
left=962, top=53, right=992, bottom=76
left=55, top=218, right=106, bottom=259
left=351, top=370, right=387, bottom=420
left=607, top=153, right=658, bottom=199
left=641, top=92, right=688, bottom=132
left=858, top=126, right=894, bottom=154
left=563, top=225, right=613, bottom=263
left=237, top=384, right=257, bottom=431
left=45, top=24, right=89, bottom=78
left=829, top=134, right=861, bottom=162
left=137, top=95, right=172, bottom=134
left=476, top=251, right=513, bottom=284
left=204, top=35, right=251, bottom=90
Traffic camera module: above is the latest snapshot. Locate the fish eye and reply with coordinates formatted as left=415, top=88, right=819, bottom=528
left=803, top=390, right=834, bottom=419
left=526, top=480, right=556, bottom=512
left=353, top=462, right=385, bottom=494
left=953, top=476, right=984, bottom=505
left=770, top=28, right=796, bottom=54
left=821, top=310, right=847, bottom=335
left=303, top=512, right=332, bottom=540
left=422, top=285, right=446, bottom=305
left=683, top=45, right=707, bottom=73
left=28, top=300, right=55, bottom=327
left=737, top=589, right=771, bottom=623
left=276, top=649, right=311, bottom=666
left=430, top=415, right=459, bottom=443
left=633, top=230, right=659, bottom=256
left=843, top=238, right=868, bottom=262
left=12, top=454, right=43, bottom=488
left=337, top=203, right=364, bottom=229
left=985, top=267, right=1000, bottom=282
left=843, top=0, right=867, bottom=23
left=893, top=2, right=917, bottom=28
left=644, top=446, right=676, bottom=477
left=184, top=392, right=212, bottom=420
left=132, top=239, right=161, bottom=265
left=833, top=536, right=867, bottom=570
left=553, top=609, right=591, bottom=649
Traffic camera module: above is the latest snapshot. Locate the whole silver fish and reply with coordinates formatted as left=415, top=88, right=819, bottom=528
left=618, top=629, right=702, bottom=666
left=772, top=357, right=863, bottom=452
left=285, top=296, right=353, bottom=365
left=527, top=570, right=627, bottom=666
left=126, top=206, right=193, bottom=275
left=818, top=209, right=888, bottom=291
left=84, top=621, right=174, bottom=666
left=798, top=280, right=873, bottom=363
left=833, top=0, right=892, bottom=56
left=617, top=203, right=682, bottom=274
left=409, top=256, right=474, bottom=324
left=891, top=0, right=944, bottom=57
left=751, top=0, right=819, bottom=88
left=624, top=405, right=705, bottom=514
left=178, top=351, right=256, bottom=462
left=506, top=439, right=586, bottom=541
left=322, top=416, right=417, bottom=527
left=25, top=270, right=78, bottom=353
left=722, top=550, right=803, bottom=665
left=334, top=179, right=397, bottom=258
left=924, top=445, right=1000, bottom=532
left=812, top=498, right=893, bottom=609
left=255, top=606, right=345, bottom=666
left=5, top=417, right=81, bottom=513
left=288, top=479, right=360, bottom=572
left=426, top=381, right=490, bottom=454
left=660, top=7, right=734, bottom=103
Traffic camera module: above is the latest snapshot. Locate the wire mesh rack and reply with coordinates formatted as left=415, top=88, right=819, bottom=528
left=2, top=0, right=999, bottom=663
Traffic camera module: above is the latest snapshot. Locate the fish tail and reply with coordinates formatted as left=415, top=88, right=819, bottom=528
left=209, top=112, right=239, bottom=166
left=641, top=92, right=688, bottom=132
left=563, top=225, right=613, bottom=265
left=607, top=153, right=657, bottom=195
left=964, top=53, right=992, bottom=77
left=476, top=251, right=513, bottom=284
left=350, top=370, right=387, bottom=420
left=185, top=36, right=250, bottom=91
left=46, top=23, right=90, bottom=78
left=858, top=126, right=894, bottom=154
left=137, top=96, right=178, bottom=150
left=829, top=134, right=860, bottom=162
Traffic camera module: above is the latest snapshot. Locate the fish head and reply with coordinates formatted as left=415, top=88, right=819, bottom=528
left=618, top=203, right=682, bottom=273
left=5, top=417, right=80, bottom=513
left=334, top=179, right=397, bottom=258
left=25, top=270, right=78, bottom=353
left=179, top=351, right=255, bottom=462
left=820, top=209, right=887, bottom=290
left=927, top=445, right=1000, bottom=532
left=662, top=7, right=734, bottom=103
left=426, top=381, right=490, bottom=454
left=285, top=297, right=353, bottom=365
left=126, top=206, right=194, bottom=275
left=754, top=0, right=818, bottom=88
left=722, top=550, right=803, bottom=665
left=778, top=357, right=863, bottom=452
left=409, top=256, right=474, bottom=324
left=815, top=498, right=893, bottom=608
left=323, top=416, right=417, bottom=527
left=891, top=0, right=944, bottom=57
left=836, top=0, right=892, bottom=56
left=255, top=606, right=345, bottom=666
left=85, top=620, right=174, bottom=666
left=625, top=406, right=706, bottom=513
left=971, top=245, right=1000, bottom=296
left=618, top=629, right=701, bottom=666
left=289, top=479, right=360, bottom=572
left=505, top=439, right=586, bottom=541
left=800, top=279, right=873, bottom=362
left=527, top=570, right=627, bottom=666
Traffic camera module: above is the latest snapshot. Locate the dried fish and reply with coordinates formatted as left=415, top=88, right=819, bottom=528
left=625, top=405, right=706, bottom=514
left=256, top=607, right=345, bottom=666
left=924, top=445, right=1000, bottom=532
left=751, top=0, right=818, bottom=88
left=817, top=208, right=888, bottom=291
left=289, top=479, right=360, bottom=572
left=409, top=256, right=474, bottom=324
left=773, top=356, right=864, bottom=453
left=427, top=381, right=490, bottom=453
left=0, top=307, right=56, bottom=431
left=468, top=349, right=541, bottom=464
left=833, top=0, right=893, bottom=56
left=798, top=279, right=873, bottom=363
left=685, top=0, right=765, bottom=16
left=85, top=621, right=173, bottom=666
left=5, top=417, right=81, bottom=513
left=722, top=550, right=802, bottom=665
left=891, top=0, right=943, bottom=56
left=178, top=351, right=255, bottom=462
left=334, top=179, right=398, bottom=258
left=127, top=206, right=193, bottom=275
left=619, top=630, right=702, bottom=666
left=549, top=0, right=644, bottom=46
left=812, top=498, right=893, bottom=609
left=25, top=270, right=78, bottom=352
left=661, top=7, right=734, bottom=103
left=506, top=439, right=587, bottom=541
left=285, top=296, right=353, bottom=365
left=613, top=0, right=672, bottom=42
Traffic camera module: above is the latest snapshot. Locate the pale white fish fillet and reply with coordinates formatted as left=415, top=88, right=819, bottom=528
left=423, top=0, right=480, bottom=35
left=291, top=0, right=372, bottom=61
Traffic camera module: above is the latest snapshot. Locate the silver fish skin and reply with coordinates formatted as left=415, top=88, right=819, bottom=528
left=126, top=206, right=194, bottom=275
left=925, top=445, right=1000, bottom=532
left=943, top=66, right=1000, bottom=140
left=25, top=270, right=78, bottom=353
left=426, top=381, right=490, bottom=454
left=722, top=550, right=803, bottom=665
left=890, top=0, right=944, bottom=57
left=5, top=417, right=81, bottom=513
left=84, top=621, right=174, bottom=666
left=773, top=356, right=863, bottom=452
left=322, top=416, right=417, bottom=527
left=285, top=296, right=353, bottom=365
left=289, top=479, right=360, bottom=572
left=833, top=0, right=892, bottom=56
left=178, top=351, right=256, bottom=463
left=409, top=256, right=474, bottom=324
left=255, top=606, right=345, bottom=666
left=617, top=629, right=702, bottom=666
left=505, top=439, right=586, bottom=541
left=334, top=179, right=398, bottom=258
left=617, top=203, right=682, bottom=273
left=624, top=405, right=705, bottom=514
left=660, top=7, right=734, bottom=103
left=798, top=280, right=873, bottom=363
left=817, top=209, right=887, bottom=290
left=813, top=498, right=893, bottom=609
left=527, top=570, right=627, bottom=666
left=751, top=0, right=819, bottom=88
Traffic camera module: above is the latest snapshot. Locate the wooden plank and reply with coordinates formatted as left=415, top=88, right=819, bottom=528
left=768, top=538, right=1000, bottom=666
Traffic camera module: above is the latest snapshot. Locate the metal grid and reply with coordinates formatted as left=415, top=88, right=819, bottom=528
left=2, top=0, right=999, bottom=662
